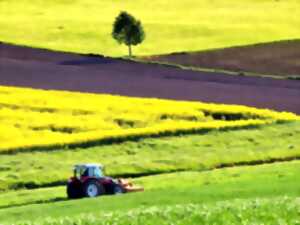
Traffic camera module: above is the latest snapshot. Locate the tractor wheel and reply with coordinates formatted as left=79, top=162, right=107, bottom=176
left=67, top=182, right=82, bottom=199
left=113, top=184, right=124, bottom=195
left=84, top=180, right=104, bottom=198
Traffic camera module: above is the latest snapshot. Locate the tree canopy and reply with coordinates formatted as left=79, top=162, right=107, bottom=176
left=112, top=11, right=145, bottom=57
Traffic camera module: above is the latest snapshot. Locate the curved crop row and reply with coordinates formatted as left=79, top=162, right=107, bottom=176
left=0, top=85, right=298, bottom=153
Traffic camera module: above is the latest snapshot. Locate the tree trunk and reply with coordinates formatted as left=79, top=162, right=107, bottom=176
left=128, top=44, right=132, bottom=57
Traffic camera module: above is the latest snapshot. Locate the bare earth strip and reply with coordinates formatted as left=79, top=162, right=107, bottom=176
left=0, top=43, right=299, bottom=114
left=145, top=40, right=300, bottom=77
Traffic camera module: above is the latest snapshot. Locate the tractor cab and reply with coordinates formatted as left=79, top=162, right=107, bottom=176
left=73, top=164, right=104, bottom=180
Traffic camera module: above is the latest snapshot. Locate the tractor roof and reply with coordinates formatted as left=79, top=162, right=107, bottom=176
left=74, top=163, right=103, bottom=168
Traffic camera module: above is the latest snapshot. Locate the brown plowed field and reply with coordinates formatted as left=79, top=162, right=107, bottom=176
left=145, top=40, right=300, bottom=77
left=0, top=43, right=300, bottom=114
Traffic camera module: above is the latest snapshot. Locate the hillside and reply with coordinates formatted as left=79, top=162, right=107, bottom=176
left=1, top=43, right=300, bottom=114
left=144, top=40, right=300, bottom=78
left=0, top=85, right=298, bottom=154
left=0, top=86, right=299, bottom=224
left=0, top=160, right=300, bottom=224
left=0, top=0, right=299, bottom=56
left=1, top=1, right=300, bottom=223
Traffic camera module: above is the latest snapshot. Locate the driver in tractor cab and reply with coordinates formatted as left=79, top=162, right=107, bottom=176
left=75, top=164, right=104, bottom=179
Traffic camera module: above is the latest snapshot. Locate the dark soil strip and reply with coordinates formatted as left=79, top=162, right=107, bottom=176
left=144, top=39, right=300, bottom=77
left=0, top=42, right=299, bottom=114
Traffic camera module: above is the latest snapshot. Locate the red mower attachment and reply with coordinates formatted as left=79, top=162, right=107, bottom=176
left=118, top=178, right=144, bottom=193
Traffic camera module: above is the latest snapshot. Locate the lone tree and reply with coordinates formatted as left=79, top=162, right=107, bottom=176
left=112, top=11, right=145, bottom=57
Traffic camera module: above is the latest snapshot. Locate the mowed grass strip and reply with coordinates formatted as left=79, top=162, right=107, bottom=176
left=0, top=0, right=299, bottom=56
left=0, top=121, right=299, bottom=191
left=0, top=160, right=299, bottom=223
left=0, top=85, right=296, bottom=153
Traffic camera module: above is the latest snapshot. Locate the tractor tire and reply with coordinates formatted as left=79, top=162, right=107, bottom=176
left=83, top=180, right=104, bottom=198
left=67, top=182, right=82, bottom=199
left=113, top=184, right=124, bottom=195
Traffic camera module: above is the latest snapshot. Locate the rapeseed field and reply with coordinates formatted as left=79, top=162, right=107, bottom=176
left=0, top=86, right=298, bottom=153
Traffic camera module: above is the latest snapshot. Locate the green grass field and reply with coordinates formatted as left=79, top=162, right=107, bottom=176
left=0, top=121, right=299, bottom=192
left=0, top=120, right=299, bottom=224
left=0, top=160, right=299, bottom=224
left=1, top=0, right=299, bottom=56
left=17, top=197, right=298, bottom=225
left=2, top=197, right=300, bottom=225
left=0, top=121, right=299, bottom=224
left=0, top=90, right=298, bottom=225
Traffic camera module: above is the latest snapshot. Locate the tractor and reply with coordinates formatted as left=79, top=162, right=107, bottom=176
left=67, top=163, right=143, bottom=198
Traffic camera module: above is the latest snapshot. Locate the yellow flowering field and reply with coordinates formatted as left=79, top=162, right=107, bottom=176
left=0, top=85, right=298, bottom=153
